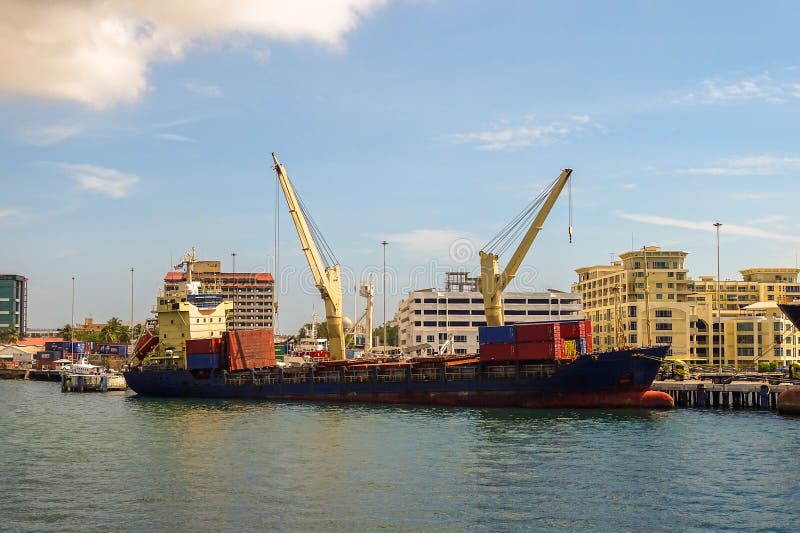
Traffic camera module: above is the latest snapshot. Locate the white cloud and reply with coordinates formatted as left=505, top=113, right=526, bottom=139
left=383, top=229, right=480, bottom=262
left=730, top=191, right=779, bottom=201
left=613, top=212, right=800, bottom=243
left=184, top=81, right=222, bottom=98
left=20, top=124, right=83, bottom=146
left=622, top=183, right=637, bottom=190
left=0, top=0, right=385, bottom=109
left=446, top=116, right=588, bottom=151
left=676, top=155, right=800, bottom=176
left=156, top=133, right=196, bottom=142
left=678, top=71, right=800, bottom=105
left=59, top=163, right=141, bottom=198
left=0, top=208, right=23, bottom=219
left=570, top=114, right=591, bottom=124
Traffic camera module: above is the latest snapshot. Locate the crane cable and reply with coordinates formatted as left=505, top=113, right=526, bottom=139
left=568, top=177, right=573, bottom=243
left=481, top=174, right=559, bottom=257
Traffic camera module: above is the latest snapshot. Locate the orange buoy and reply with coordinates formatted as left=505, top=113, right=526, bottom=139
left=777, top=387, right=800, bottom=415
left=640, top=390, right=674, bottom=409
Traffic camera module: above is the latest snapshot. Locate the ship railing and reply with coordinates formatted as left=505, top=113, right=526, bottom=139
left=376, top=371, right=406, bottom=382
left=253, top=375, right=280, bottom=385
left=483, top=365, right=516, bottom=380
left=411, top=369, right=442, bottom=382
left=344, top=371, right=371, bottom=383
left=225, top=374, right=251, bottom=386
left=521, top=364, right=556, bottom=379
left=313, top=372, right=341, bottom=383
left=283, top=374, right=309, bottom=384
left=445, top=367, right=477, bottom=381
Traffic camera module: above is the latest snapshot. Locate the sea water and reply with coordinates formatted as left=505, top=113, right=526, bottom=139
left=1, top=380, right=799, bottom=532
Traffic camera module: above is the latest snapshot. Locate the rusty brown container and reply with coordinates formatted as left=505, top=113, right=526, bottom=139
left=224, top=329, right=275, bottom=371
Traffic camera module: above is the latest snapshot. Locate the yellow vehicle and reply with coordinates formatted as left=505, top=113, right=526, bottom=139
left=660, top=358, right=689, bottom=380
left=788, top=361, right=800, bottom=380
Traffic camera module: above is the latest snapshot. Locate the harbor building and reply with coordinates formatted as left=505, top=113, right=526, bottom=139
left=573, top=250, right=800, bottom=369
left=396, top=272, right=583, bottom=355
left=0, top=274, right=27, bottom=337
left=164, top=260, right=274, bottom=330
left=573, top=247, right=692, bottom=356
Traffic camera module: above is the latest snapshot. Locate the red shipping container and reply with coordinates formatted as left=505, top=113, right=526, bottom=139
left=479, top=343, right=516, bottom=362
left=186, top=337, right=223, bottom=355
left=516, top=341, right=565, bottom=361
left=585, top=334, right=593, bottom=353
left=559, top=320, right=590, bottom=339
left=515, top=322, right=561, bottom=343
left=225, top=329, right=276, bottom=371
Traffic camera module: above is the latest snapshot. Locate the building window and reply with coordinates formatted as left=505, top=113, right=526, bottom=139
left=655, top=336, right=672, bottom=344
left=415, top=335, right=421, bottom=343
left=426, top=335, right=435, bottom=343
left=454, top=335, right=467, bottom=343
left=655, top=323, right=672, bottom=330
left=629, top=334, right=637, bottom=343
left=655, top=309, right=672, bottom=318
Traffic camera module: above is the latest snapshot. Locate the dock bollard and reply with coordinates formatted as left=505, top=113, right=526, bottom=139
left=696, top=384, right=706, bottom=408
left=759, top=385, right=770, bottom=409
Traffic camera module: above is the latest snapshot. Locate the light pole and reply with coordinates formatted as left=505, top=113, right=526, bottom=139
left=231, top=252, right=237, bottom=331
left=70, top=276, right=75, bottom=356
left=130, top=267, right=135, bottom=342
left=382, top=240, right=388, bottom=350
left=714, top=222, right=722, bottom=372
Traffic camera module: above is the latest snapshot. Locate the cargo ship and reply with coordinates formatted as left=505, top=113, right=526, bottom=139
left=124, top=256, right=672, bottom=408
left=778, top=297, right=800, bottom=330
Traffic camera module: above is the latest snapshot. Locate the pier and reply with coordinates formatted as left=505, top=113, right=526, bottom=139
left=61, top=373, right=127, bottom=393
left=651, top=380, right=794, bottom=410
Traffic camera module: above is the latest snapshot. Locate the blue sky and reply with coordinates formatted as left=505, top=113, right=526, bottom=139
left=2, top=0, right=800, bottom=333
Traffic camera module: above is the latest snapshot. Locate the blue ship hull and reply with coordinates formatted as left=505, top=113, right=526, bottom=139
left=124, top=346, right=673, bottom=408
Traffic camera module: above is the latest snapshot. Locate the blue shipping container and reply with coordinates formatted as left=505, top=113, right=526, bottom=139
left=186, top=353, right=221, bottom=370
left=478, top=325, right=516, bottom=345
left=45, top=341, right=66, bottom=352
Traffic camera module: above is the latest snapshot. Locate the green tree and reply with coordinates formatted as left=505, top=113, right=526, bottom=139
left=372, top=324, right=398, bottom=347
left=0, top=327, right=20, bottom=344
left=58, top=324, right=73, bottom=341
left=99, top=317, right=127, bottom=343
left=299, top=322, right=328, bottom=339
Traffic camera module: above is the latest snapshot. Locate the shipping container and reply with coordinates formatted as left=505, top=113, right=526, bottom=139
left=516, top=341, right=565, bottom=361
left=478, top=343, right=516, bottom=362
left=274, top=344, right=286, bottom=356
left=35, top=350, right=61, bottom=360
left=97, top=344, right=129, bottom=357
left=225, top=329, right=276, bottom=371
left=185, top=338, right=223, bottom=355
left=186, top=353, right=221, bottom=370
left=577, top=338, right=587, bottom=354
left=515, top=322, right=561, bottom=343
left=478, top=325, right=516, bottom=345
left=45, top=341, right=65, bottom=352
left=558, top=320, right=590, bottom=339
left=585, top=335, right=593, bottom=353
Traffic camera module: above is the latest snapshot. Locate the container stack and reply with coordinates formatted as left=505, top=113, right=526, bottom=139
left=185, top=338, right=224, bottom=370
left=478, top=319, right=593, bottom=363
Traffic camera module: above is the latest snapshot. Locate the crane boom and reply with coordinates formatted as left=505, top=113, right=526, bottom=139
left=272, top=153, right=346, bottom=360
left=479, top=168, right=572, bottom=326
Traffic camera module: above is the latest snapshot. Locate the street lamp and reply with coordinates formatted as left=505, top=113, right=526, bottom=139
left=714, top=222, right=722, bottom=372
left=70, top=276, right=75, bottom=356
left=231, top=252, right=237, bottom=331
left=382, top=241, right=388, bottom=350
left=130, top=267, right=135, bottom=342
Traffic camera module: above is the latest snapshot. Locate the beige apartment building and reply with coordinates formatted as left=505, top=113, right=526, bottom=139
left=573, top=248, right=800, bottom=369
left=164, top=260, right=274, bottom=330
left=573, top=247, right=692, bottom=356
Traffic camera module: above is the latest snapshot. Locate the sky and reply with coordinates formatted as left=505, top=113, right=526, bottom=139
left=2, top=0, right=800, bottom=333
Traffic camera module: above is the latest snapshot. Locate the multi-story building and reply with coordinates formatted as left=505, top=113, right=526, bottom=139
left=573, top=247, right=692, bottom=355
left=573, top=250, right=800, bottom=368
left=395, top=272, right=583, bottom=355
left=164, top=260, right=274, bottom=330
left=0, top=274, right=27, bottom=336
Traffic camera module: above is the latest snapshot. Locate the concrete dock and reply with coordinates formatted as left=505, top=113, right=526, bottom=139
left=651, top=379, right=794, bottom=410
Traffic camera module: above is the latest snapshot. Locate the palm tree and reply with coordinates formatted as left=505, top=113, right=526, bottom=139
left=58, top=324, right=73, bottom=341
left=99, top=317, right=126, bottom=343
left=0, top=327, right=20, bottom=344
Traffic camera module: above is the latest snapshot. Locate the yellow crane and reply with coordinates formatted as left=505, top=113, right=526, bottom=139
left=478, top=169, right=573, bottom=326
left=272, top=153, right=346, bottom=360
